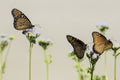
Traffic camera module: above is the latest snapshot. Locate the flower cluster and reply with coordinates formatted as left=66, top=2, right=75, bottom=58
left=0, top=34, right=14, bottom=80
left=0, top=34, right=14, bottom=52
left=87, top=50, right=99, bottom=65
left=21, top=27, right=53, bottom=80
left=38, top=39, right=53, bottom=64
left=22, top=28, right=40, bottom=44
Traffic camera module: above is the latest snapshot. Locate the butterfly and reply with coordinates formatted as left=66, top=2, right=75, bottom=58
left=11, top=8, right=34, bottom=30
left=66, top=35, right=87, bottom=59
left=92, top=31, right=113, bottom=55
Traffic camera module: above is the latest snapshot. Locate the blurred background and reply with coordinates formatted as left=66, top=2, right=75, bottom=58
left=0, top=0, right=120, bottom=80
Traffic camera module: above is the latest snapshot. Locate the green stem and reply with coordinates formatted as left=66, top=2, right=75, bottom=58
left=0, top=49, right=3, bottom=80
left=104, top=52, right=108, bottom=80
left=0, top=48, right=3, bottom=80
left=78, top=68, right=81, bottom=80
left=29, top=43, right=33, bottom=80
left=114, top=56, right=117, bottom=80
left=89, top=56, right=93, bottom=80
left=76, top=60, right=81, bottom=80
left=91, top=64, right=94, bottom=80
left=4, top=42, right=11, bottom=66
left=43, top=49, right=49, bottom=80
left=46, top=63, right=49, bottom=80
left=101, top=32, right=108, bottom=80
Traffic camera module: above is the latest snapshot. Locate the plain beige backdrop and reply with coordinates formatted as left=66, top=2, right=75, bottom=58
left=0, top=0, right=120, bottom=80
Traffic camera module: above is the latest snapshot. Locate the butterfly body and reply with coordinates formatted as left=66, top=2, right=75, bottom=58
left=92, top=32, right=113, bottom=55
left=66, top=35, right=86, bottom=59
left=11, top=8, right=34, bottom=30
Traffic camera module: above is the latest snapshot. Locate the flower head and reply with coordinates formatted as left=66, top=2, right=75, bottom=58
left=23, top=28, right=40, bottom=37
left=87, top=50, right=100, bottom=65
left=96, top=23, right=109, bottom=34
left=38, top=38, right=52, bottom=50
left=0, top=34, right=14, bottom=51
left=23, top=28, right=40, bottom=44
left=86, top=50, right=94, bottom=59
left=9, top=35, right=15, bottom=41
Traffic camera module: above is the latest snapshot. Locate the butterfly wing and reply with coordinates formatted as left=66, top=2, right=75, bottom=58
left=92, top=32, right=107, bottom=54
left=66, top=35, right=86, bottom=59
left=14, top=16, right=34, bottom=30
left=11, top=8, right=34, bottom=30
left=92, top=32, right=107, bottom=45
left=104, top=40, right=113, bottom=50
left=12, top=8, right=23, bottom=18
left=92, top=31, right=113, bottom=54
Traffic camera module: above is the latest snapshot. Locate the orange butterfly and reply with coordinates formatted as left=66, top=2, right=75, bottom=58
left=92, top=31, right=113, bottom=55
left=11, top=8, right=34, bottom=30
left=66, top=35, right=87, bottom=59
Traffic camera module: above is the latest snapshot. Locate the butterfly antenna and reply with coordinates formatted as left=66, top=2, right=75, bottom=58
left=111, top=40, right=120, bottom=47
left=34, top=24, right=42, bottom=28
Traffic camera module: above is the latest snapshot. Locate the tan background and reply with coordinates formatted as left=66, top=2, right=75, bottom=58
left=0, top=0, right=120, bottom=80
